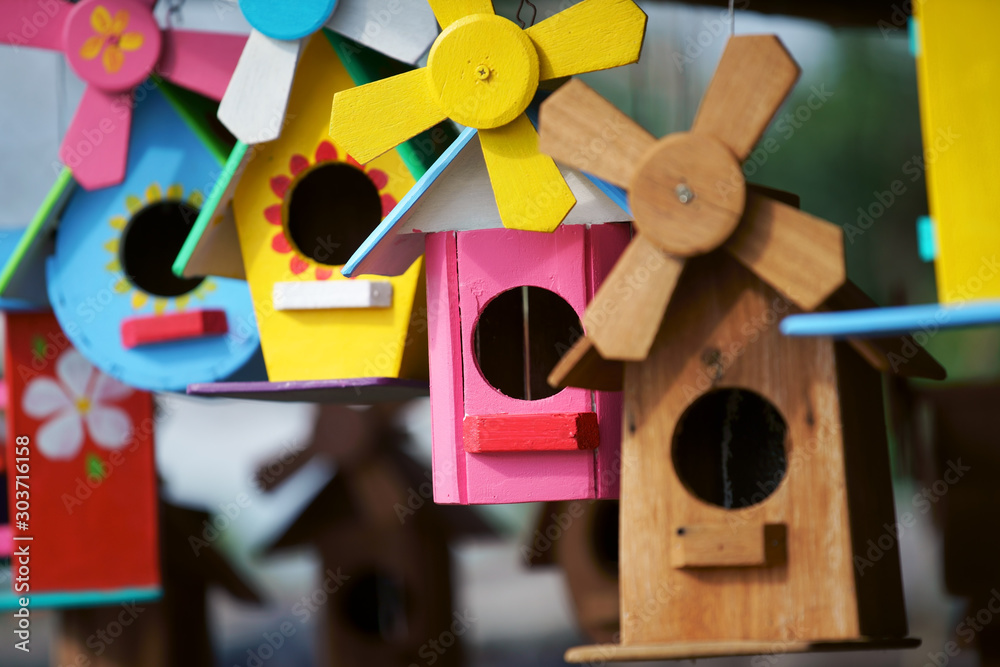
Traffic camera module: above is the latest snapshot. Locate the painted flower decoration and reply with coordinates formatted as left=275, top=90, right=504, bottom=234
left=106, top=182, right=217, bottom=313
left=23, top=349, right=134, bottom=460
left=266, top=141, right=397, bottom=280
left=79, top=5, right=145, bottom=74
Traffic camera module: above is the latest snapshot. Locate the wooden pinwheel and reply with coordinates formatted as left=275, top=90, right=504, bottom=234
left=330, top=0, right=647, bottom=232
left=0, top=0, right=246, bottom=189
left=541, top=35, right=845, bottom=368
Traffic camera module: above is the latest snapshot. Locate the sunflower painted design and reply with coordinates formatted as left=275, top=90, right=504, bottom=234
left=265, top=140, right=397, bottom=281
left=79, top=5, right=145, bottom=74
left=106, top=182, right=217, bottom=314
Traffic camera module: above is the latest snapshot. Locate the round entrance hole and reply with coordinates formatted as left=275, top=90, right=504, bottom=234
left=473, top=286, right=581, bottom=401
left=285, top=162, right=382, bottom=266
left=671, top=388, right=788, bottom=509
left=120, top=201, right=204, bottom=297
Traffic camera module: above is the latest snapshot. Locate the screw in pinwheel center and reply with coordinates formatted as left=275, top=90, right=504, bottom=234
left=630, top=133, right=747, bottom=257
left=427, top=14, right=539, bottom=129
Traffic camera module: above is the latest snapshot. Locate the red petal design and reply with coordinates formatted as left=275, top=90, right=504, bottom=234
left=315, top=268, right=333, bottom=281
left=381, top=194, right=397, bottom=217
left=367, top=169, right=388, bottom=189
left=264, top=204, right=282, bottom=225
left=315, top=141, right=337, bottom=163
left=290, top=256, right=309, bottom=275
left=289, top=154, right=310, bottom=175
left=272, top=233, right=292, bottom=253
left=270, top=175, right=291, bottom=199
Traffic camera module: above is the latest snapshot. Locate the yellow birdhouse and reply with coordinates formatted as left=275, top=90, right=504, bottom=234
left=175, top=32, right=457, bottom=400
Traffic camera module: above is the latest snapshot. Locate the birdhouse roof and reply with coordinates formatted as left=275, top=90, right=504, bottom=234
left=0, top=80, right=230, bottom=308
left=343, top=123, right=632, bottom=278
left=171, top=31, right=459, bottom=281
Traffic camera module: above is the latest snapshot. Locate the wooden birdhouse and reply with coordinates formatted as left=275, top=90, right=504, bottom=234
left=0, top=80, right=261, bottom=393
left=3, top=309, right=159, bottom=607
left=541, top=36, right=945, bottom=661
left=526, top=500, right=621, bottom=643
left=176, top=32, right=458, bottom=403
left=260, top=403, right=492, bottom=666
left=0, top=0, right=247, bottom=189
left=338, top=0, right=647, bottom=504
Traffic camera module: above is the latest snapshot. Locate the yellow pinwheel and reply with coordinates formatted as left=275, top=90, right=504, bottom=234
left=330, top=0, right=646, bottom=232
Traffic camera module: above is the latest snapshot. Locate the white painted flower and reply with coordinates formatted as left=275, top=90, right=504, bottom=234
left=22, top=349, right=134, bottom=460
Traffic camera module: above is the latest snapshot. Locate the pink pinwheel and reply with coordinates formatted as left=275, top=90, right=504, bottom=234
left=1, top=0, right=247, bottom=190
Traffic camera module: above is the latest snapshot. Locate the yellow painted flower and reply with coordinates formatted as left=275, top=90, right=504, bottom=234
left=79, top=6, right=145, bottom=74
left=107, top=182, right=216, bottom=314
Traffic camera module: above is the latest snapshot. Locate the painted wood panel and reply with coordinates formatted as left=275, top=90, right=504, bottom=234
left=4, top=311, right=159, bottom=596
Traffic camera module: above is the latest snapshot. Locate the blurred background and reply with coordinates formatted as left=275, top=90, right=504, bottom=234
left=0, top=0, right=994, bottom=665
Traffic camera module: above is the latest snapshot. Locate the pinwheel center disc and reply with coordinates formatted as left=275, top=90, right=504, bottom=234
left=240, top=0, right=338, bottom=40
left=630, top=133, right=746, bottom=257
left=64, top=0, right=161, bottom=92
left=427, top=14, right=539, bottom=129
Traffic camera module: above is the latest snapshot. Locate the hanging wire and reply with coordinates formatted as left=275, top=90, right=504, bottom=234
left=516, top=0, right=538, bottom=29
left=729, top=0, right=736, bottom=35
left=165, top=0, right=186, bottom=28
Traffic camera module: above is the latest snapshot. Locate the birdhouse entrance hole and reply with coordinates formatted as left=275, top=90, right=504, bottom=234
left=473, top=286, right=581, bottom=401
left=121, top=201, right=204, bottom=297
left=672, top=388, right=788, bottom=509
left=339, top=570, right=409, bottom=642
left=285, top=163, right=382, bottom=267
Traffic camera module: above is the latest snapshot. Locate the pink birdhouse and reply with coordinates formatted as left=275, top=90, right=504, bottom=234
left=344, top=127, right=632, bottom=504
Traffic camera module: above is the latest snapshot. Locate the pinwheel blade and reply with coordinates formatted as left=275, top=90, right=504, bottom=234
left=0, top=0, right=72, bottom=50
left=60, top=86, right=132, bottom=190
left=538, top=78, right=655, bottom=189
left=584, top=234, right=684, bottom=361
left=527, top=0, right=646, bottom=80
left=724, top=190, right=845, bottom=312
left=326, top=0, right=439, bottom=65
left=160, top=28, right=247, bottom=102
left=217, top=30, right=301, bottom=144
left=331, top=68, right=446, bottom=164
left=549, top=335, right=624, bottom=392
left=427, top=0, right=493, bottom=29
left=479, top=114, right=575, bottom=232
left=691, top=35, right=800, bottom=162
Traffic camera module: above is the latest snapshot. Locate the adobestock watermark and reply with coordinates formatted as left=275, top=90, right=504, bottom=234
left=716, top=84, right=834, bottom=198
left=854, top=459, right=969, bottom=576
left=60, top=402, right=172, bottom=515
left=671, top=1, right=751, bottom=72
left=3, top=0, right=62, bottom=51
left=234, top=567, right=350, bottom=667
left=845, top=126, right=959, bottom=244
left=408, top=609, right=477, bottom=667
left=877, top=1, right=922, bottom=39
left=920, top=588, right=1000, bottom=667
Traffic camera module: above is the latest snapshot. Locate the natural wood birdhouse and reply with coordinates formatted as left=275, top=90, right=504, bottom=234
left=542, top=35, right=945, bottom=661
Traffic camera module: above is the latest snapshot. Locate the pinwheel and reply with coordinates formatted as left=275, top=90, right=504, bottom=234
left=541, top=35, right=847, bottom=368
left=217, top=0, right=438, bottom=145
left=330, top=0, right=646, bottom=232
left=0, top=0, right=246, bottom=190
